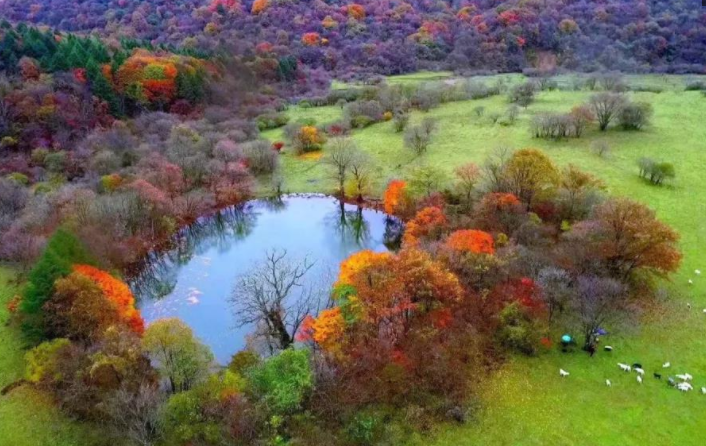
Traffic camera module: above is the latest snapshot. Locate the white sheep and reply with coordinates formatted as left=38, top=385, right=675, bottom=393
left=634, top=367, right=645, bottom=376
left=662, top=362, right=671, bottom=368
left=701, top=387, right=706, bottom=395
left=618, top=363, right=631, bottom=372
left=684, top=373, right=693, bottom=381
left=559, top=369, right=570, bottom=377
left=678, top=382, right=693, bottom=391
left=604, top=346, right=613, bottom=351
left=688, top=280, right=693, bottom=285
left=696, top=270, right=701, bottom=275
left=606, top=379, right=611, bottom=387
left=676, top=374, right=689, bottom=381
left=637, top=375, right=643, bottom=384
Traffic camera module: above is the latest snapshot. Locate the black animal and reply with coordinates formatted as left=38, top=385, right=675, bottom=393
left=653, top=373, right=662, bottom=380
left=632, top=363, right=642, bottom=369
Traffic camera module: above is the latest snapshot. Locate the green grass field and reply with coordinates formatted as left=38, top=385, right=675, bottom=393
left=0, top=267, right=102, bottom=446
left=265, top=75, right=706, bottom=445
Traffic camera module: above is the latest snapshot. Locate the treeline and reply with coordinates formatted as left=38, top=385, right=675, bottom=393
left=2, top=0, right=706, bottom=79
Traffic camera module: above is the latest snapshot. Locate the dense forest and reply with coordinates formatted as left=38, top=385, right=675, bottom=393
left=0, top=1, right=701, bottom=446
left=1, top=0, right=705, bottom=77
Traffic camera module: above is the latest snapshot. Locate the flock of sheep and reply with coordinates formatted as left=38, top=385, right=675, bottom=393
left=559, top=269, right=703, bottom=394
left=559, top=360, right=704, bottom=393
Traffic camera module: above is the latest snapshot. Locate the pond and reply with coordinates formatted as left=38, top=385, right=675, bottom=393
left=130, top=195, right=402, bottom=363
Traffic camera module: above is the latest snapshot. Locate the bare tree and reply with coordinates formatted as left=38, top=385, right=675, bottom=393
left=102, top=383, right=165, bottom=446
left=589, top=93, right=627, bottom=131
left=231, top=250, right=325, bottom=352
left=481, top=146, right=512, bottom=192
left=537, top=267, right=572, bottom=324
left=572, top=275, right=625, bottom=349
left=403, top=117, right=437, bottom=155
left=348, top=150, right=372, bottom=202
left=324, top=137, right=359, bottom=198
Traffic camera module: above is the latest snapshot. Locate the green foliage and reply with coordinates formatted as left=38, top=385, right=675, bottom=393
left=229, top=350, right=261, bottom=375
left=344, top=411, right=384, bottom=446
left=21, top=228, right=92, bottom=342
left=247, top=348, right=313, bottom=415
left=159, top=371, right=246, bottom=445
left=5, top=172, right=29, bottom=185
left=142, top=318, right=214, bottom=393
left=638, top=157, right=675, bottom=186
left=496, top=302, right=542, bottom=355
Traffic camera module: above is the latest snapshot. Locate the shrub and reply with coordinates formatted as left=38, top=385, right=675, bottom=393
left=404, top=118, right=436, bottom=155
left=343, top=100, right=384, bottom=128
left=638, top=157, right=675, bottom=185
left=508, top=82, right=537, bottom=107
left=247, top=348, right=313, bottom=415
left=256, top=112, right=290, bottom=131
left=392, top=112, right=409, bottom=132
left=591, top=140, right=611, bottom=158
left=243, top=140, right=279, bottom=175
left=496, top=302, right=542, bottom=355
left=619, top=101, right=653, bottom=130
left=6, top=172, right=29, bottom=185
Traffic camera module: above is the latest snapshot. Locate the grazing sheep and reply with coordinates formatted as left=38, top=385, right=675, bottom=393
left=684, top=373, right=693, bottom=381
left=701, top=387, right=706, bottom=395
left=677, top=382, right=693, bottom=391
left=634, top=368, right=645, bottom=376
left=676, top=374, right=689, bottom=381
left=606, top=379, right=611, bottom=387
left=604, top=346, right=613, bottom=352
left=687, top=303, right=692, bottom=310
left=653, top=373, right=662, bottom=380
left=663, top=362, right=671, bottom=368
left=618, top=363, right=631, bottom=372
left=632, top=363, right=642, bottom=369
left=688, top=280, right=693, bottom=285
left=559, top=369, right=570, bottom=377
left=696, top=270, right=701, bottom=275
left=637, top=375, right=643, bottom=384
left=667, top=377, right=676, bottom=387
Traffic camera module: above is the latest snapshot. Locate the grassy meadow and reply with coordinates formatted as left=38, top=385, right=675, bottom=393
left=263, top=74, right=706, bottom=445
left=0, top=267, right=102, bottom=446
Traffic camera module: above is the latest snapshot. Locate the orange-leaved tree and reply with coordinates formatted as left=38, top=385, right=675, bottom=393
left=403, top=206, right=447, bottom=247
left=73, top=265, right=145, bottom=335
left=383, top=180, right=414, bottom=218
left=445, top=229, right=495, bottom=255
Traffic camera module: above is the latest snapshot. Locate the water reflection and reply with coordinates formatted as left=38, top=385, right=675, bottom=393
left=129, top=195, right=401, bottom=363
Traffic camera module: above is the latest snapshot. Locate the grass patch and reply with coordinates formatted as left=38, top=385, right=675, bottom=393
left=0, top=267, right=103, bottom=446
left=266, top=75, right=706, bottom=445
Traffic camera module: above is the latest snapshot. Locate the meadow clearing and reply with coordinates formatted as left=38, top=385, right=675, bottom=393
left=262, top=73, right=706, bottom=445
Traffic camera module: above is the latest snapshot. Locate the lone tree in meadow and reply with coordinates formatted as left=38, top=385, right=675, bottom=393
left=404, top=117, right=437, bottom=155
left=324, top=136, right=358, bottom=198
left=589, top=92, right=627, bottom=131
left=509, top=82, right=537, bottom=108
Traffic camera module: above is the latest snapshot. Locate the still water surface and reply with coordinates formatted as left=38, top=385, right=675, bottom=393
left=130, top=195, right=401, bottom=363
